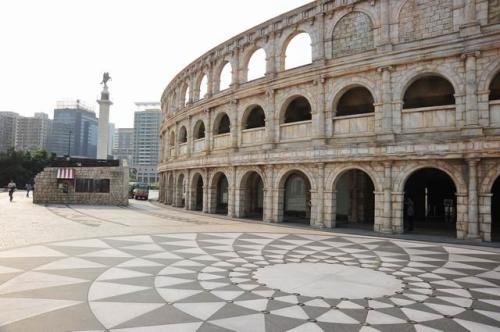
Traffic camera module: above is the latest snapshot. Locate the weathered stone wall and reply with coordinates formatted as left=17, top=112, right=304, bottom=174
left=398, top=0, right=453, bottom=42
left=332, top=12, right=373, bottom=58
left=490, top=0, right=500, bottom=23
left=33, top=166, right=129, bottom=206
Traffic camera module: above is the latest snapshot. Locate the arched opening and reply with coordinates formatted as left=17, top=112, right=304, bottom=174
left=240, top=171, right=264, bottom=220
left=215, top=113, right=230, bottom=135
left=244, top=106, right=266, bottom=129
left=247, top=48, right=266, bottom=81
left=334, top=169, right=375, bottom=229
left=183, top=84, right=190, bottom=106
left=283, top=171, right=311, bottom=224
left=283, top=96, right=312, bottom=123
left=169, top=131, right=175, bottom=147
left=193, top=120, right=205, bottom=139
left=214, top=173, right=229, bottom=215
left=336, top=87, right=375, bottom=117
left=284, top=32, right=312, bottom=70
left=199, top=74, right=208, bottom=100
left=490, top=72, right=500, bottom=100
left=492, top=176, right=500, bottom=242
left=403, top=168, right=457, bottom=236
left=167, top=173, right=174, bottom=205
left=176, top=174, right=186, bottom=208
left=178, top=126, right=187, bottom=144
left=403, top=76, right=455, bottom=109
left=192, top=173, right=204, bottom=211
left=219, top=62, right=232, bottom=91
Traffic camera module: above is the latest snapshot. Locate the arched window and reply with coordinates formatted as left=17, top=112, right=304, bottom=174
left=336, top=87, right=374, bottom=116
left=284, top=32, right=312, bottom=70
left=332, top=12, right=374, bottom=58
left=403, top=76, right=455, bottom=109
left=199, top=74, right=208, bottom=100
left=247, top=48, right=266, bottom=81
left=183, top=85, right=190, bottom=106
left=244, top=106, right=266, bottom=129
left=490, top=72, right=500, bottom=100
left=194, top=120, right=205, bottom=139
left=216, top=113, right=230, bottom=134
left=178, top=126, right=187, bottom=143
left=219, top=62, right=232, bottom=91
left=283, top=97, right=312, bottom=123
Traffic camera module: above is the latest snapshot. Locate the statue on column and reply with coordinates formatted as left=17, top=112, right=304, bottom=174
left=101, top=72, right=112, bottom=88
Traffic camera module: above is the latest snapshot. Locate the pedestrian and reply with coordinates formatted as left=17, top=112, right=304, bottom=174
left=7, top=180, right=16, bottom=202
left=405, top=197, right=415, bottom=231
left=25, top=183, right=32, bottom=198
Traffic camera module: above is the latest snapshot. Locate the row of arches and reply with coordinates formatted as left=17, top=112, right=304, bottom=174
left=162, top=165, right=500, bottom=240
left=167, top=71, right=500, bottom=146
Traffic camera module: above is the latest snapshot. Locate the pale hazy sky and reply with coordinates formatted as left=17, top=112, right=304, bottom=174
left=0, top=0, right=311, bottom=128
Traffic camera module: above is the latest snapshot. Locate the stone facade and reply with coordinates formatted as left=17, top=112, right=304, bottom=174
left=158, top=0, right=500, bottom=241
left=34, top=164, right=129, bottom=206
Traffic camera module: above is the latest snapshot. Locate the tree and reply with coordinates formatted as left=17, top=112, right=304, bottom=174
left=0, top=148, right=55, bottom=188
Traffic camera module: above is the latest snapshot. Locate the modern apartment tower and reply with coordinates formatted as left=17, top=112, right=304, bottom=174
left=0, top=112, right=19, bottom=153
left=133, top=102, right=160, bottom=185
left=113, top=128, right=134, bottom=166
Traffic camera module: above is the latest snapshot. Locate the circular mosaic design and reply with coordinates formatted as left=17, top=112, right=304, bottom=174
left=0, top=232, right=500, bottom=331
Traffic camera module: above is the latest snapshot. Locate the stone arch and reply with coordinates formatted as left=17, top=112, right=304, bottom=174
left=241, top=104, right=266, bottom=129
left=194, top=69, right=209, bottom=100
left=190, top=171, right=205, bottom=211
left=213, top=58, right=234, bottom=93
left=393, top=162, right=467, bottom=195
left=333, top=85, right=376, bottom=117
left=169, top=130, right=175, bottom=147
left=478, top=58, right=500, bottom=93
left=279, top=94, right=313, bottom=124
left=209, top=170, right=231, bottom=215
left=175, top=172, right=187, bottom=208
left=178, top=126, right=187, bottom=143
left=329, top=77, right=381, bottom=114
left=213, top=112, right=231, bottom=135
left=279, top=30, right=313, bottom=71
left=480, top=163, right=500, bottom=194
left=398, top=0, right=453, bottom=43
left=193, top=119, right=206, bottom=139
left=275, top=168, right=315, bottom=224
left=332, top=11, right=374, bottom=58
left=274, top=166, right=317, bottom=193
left=394, top=66, right=463, bottom=102
left=242, top=47, right=267, bottom=82
left=237, top=169, right=266, bottom=219
left=326, top=164, right=383, bottom=193
left=180, top=80, right=191, bottom=107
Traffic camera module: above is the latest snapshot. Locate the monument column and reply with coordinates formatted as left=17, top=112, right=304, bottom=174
left=97, top=73, right=113, bottom=159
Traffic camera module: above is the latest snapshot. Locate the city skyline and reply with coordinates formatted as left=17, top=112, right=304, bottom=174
left=0, top=0, right=310, bottom=128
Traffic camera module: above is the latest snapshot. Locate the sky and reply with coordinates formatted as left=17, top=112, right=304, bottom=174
left=0, top=0, right=311, bottom=128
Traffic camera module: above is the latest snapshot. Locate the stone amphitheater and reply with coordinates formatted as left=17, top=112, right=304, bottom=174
left=158, top=0, right=500, bottom=242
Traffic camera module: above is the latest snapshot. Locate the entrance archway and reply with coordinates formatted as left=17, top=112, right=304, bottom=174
left=334, top=169, right=375, bottom=229
left=240, top=171, right=264, bottom=220
left=282, top=171, right=311, bottom=224
left=176, top=174, right=186, bottom=208
left=191, top=173, right=203, bottom=211
left=492, top=176, right=500, bottom=242
left=403, top=168, right=457, bottom=236
left=215, top=173, right=229, bottom=215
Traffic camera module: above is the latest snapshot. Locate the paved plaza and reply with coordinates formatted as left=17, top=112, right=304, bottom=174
left=0, top=193, right=500, bottom=331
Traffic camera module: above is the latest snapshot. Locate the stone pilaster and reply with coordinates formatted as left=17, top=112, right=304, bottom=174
left=466, top=158, right=481, bottom=240
left=461, top=52, right=483, bottom=137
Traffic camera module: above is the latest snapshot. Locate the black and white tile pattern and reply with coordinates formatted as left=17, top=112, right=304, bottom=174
left=0, top=233, right=499, bottom=331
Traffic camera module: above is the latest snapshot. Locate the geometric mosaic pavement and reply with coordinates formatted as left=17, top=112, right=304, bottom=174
left=0, top=232, right=500, bottom=331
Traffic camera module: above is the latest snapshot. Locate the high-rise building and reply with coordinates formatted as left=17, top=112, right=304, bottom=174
left=133, top=102, right=160, bottom=185
left=0, top=112, right=19, bottom=153
left=113, top=128, right=134, bottom=166
left=47, top=100, right=98, bottom=158
left=15, top=113, right=52, bottom=152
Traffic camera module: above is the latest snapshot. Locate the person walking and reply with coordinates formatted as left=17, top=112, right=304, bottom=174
left=405, top=197, right=415, bottom=231
left=7, top=180, right=16, bottom=202
left=25, top=183, right=32, bottom=198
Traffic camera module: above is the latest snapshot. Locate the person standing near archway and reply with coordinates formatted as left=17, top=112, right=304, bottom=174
left=7, top=180, right=16, bottom=202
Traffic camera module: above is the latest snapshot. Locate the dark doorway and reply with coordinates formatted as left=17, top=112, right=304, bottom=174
left=492, top=177, right=500, bottom=242
left=216, top=174, right=229, bottom=215
left=404, top=168, right=457, bottom=236
left=242, top=172, right=264, bottom=220
left=283, top=172, right=311, bottom=224
left=193, top=174, right=203, bottom=211
left=335, top=169, right=375, bottom=229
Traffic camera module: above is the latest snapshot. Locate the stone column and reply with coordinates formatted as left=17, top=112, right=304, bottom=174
left=231, top=48, right=240, bottom=89
left=391, top=192, right=405, bottom=233
left=203, top=168, right=209, bottom=213
left=315, top=163, right=325, bottom=227
left=313, top=77, right=326, bottom=146
left=467, top=158, right=481, bottom=240
left=263, top=165, right=274, bottom=223
left=206, top=64, right=214, bottom=98
left=187, top=116, right=192, bottom=157
left=264, top=88, right=276, bottom=150
left=462, top=52, right=482, bottom=136
left=205, top=109, right=212, bottom=153
left=185, top=169, right=191, bottom=210
left=231, top=100, right=239, bottom=151
left=378, top=0, right=392, bottom=49
left=460, top=0, right=480, bottom=36
left=381, top=162, right=393, bottom=233
left=314, top=10, right=326, bottom=63
left=377, top=66, right=394, bottom=141
left=174, top=122, right=179, bottom=157
left=479, top=193, right=493, bottom=241
left=265, top=34, right=277, bottom=78
left=228, top=166, right=237, bottom=217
